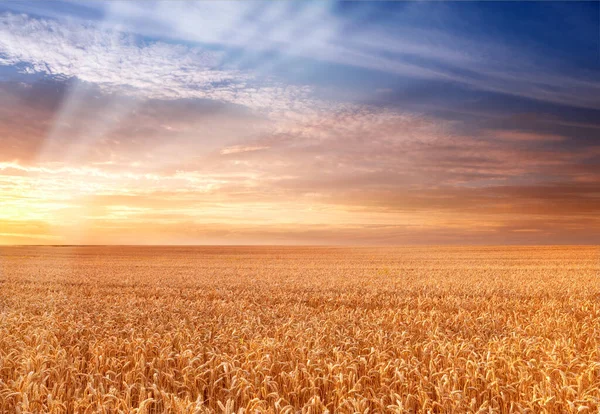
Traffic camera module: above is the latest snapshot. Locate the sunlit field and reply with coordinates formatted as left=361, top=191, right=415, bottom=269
left=0, top=246, right=599, bottom=413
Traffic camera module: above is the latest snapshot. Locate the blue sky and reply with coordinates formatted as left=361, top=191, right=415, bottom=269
left=0, top=1, right=599, bottom=244
left=3, top=1, right=598, bottom=108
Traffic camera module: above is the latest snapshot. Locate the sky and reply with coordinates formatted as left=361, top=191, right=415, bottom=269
left=0, top=0, right=599, bottom=245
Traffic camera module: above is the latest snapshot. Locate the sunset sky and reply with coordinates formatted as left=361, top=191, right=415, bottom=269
left=0, top=1, right=599, bottom=245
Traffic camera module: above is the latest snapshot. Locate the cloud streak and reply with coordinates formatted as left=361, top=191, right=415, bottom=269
left=100, top=1, right=600, bottom=109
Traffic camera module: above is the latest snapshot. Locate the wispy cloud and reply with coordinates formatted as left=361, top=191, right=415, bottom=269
left=4, top=3, right=600, bottom=113
left=0, top=12, right=317, bottom=115
left=100, top=1, right=600, bottom=109
left=220, top=145, right=270, bottom=155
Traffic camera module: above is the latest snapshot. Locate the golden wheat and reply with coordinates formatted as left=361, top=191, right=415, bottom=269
left=0, top=246, right=598, bottom=413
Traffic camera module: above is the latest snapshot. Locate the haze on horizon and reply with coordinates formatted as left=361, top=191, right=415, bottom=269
left=0, top=1, right=599, bottom=245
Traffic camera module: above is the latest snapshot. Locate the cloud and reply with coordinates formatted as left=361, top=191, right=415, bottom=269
left=0, top=13, right=227, bottom=85
left=4, top=4, right=600, bottom=116
left=487, top=130, right=565, bottom=143
left=99, top=1, right=600, bottom=110
left=220, top=145, right=270, bottom=155
left=1, top=103, right=598, bottom=244
left=0, top=12, right=317, bottom=115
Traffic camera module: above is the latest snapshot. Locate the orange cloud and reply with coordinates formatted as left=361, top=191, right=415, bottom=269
left=1, top=82, right=599, bottom=245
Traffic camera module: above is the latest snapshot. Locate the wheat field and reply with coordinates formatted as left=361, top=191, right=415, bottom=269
left=0, top=246, right=598, bottom=413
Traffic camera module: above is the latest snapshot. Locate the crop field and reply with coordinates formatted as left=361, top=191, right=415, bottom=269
left=0, top=246, right=599, bottom=413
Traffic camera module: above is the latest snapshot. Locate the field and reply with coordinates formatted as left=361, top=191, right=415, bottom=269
left=0, top=246, right=599, bottom=413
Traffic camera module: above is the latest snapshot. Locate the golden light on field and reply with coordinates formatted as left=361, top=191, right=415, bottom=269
left=1, top=246, right=599, bottom=412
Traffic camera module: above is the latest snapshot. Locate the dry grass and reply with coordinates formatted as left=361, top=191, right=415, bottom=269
left=0, top=246, right=599, bottom=413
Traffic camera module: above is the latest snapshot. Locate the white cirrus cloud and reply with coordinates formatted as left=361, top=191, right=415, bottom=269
left=0, top=12, right=318, bottom=115
left=101, top=1, right=600, bottom=110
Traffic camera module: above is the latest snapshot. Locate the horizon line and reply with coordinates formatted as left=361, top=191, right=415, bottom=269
left=1, top=244, right=598, bottom=248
